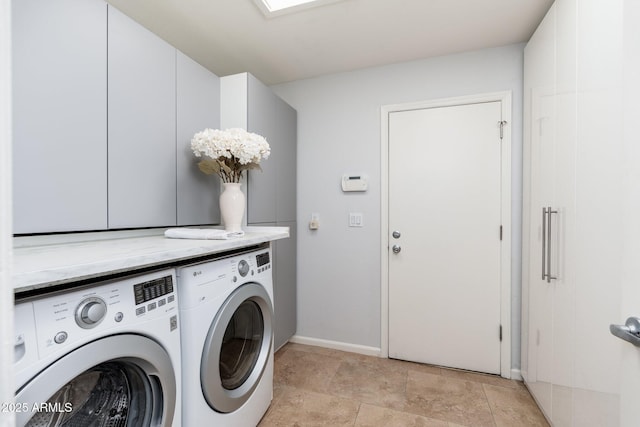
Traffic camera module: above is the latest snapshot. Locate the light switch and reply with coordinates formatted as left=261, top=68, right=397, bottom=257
left=309, top=213, right=320, bottom=230
left=349, top=213, right=363, bottom=227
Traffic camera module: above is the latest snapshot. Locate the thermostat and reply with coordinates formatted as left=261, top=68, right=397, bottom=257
left=341, top=175, right=368, bottom=192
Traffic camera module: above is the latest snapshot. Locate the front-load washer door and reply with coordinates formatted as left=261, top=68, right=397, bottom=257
left=201, top=282, right=273, bottom=413
left=15, top=334, right=176, bottom=427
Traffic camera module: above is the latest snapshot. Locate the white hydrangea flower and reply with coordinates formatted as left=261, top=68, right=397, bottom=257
left=191, top=128, right=270, bottom=182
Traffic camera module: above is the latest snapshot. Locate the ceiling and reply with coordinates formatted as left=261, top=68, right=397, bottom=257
left=106, top=0, right=553, bottom=86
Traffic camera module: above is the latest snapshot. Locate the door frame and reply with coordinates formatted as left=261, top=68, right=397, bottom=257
left=380, top=91, right=512, bottom=378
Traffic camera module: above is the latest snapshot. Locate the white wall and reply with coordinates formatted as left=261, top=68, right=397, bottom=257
left=272, top=43, right=525, bottom=369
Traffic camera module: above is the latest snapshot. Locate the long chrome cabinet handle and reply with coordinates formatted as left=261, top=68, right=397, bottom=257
left=541, top=207, right=547, bottom=281
left=545, top=206, right=558, bottom=283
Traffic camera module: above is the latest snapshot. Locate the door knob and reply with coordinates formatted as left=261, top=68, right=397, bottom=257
left=392, top=245, right=401, bottom=254
left=392, top=231, right=401, bottom=239
left=610, top=317, right=640, bottom=347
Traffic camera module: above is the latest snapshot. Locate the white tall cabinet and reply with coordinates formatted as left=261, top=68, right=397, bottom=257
left=12, top=0, right=108, bottom=233
left=221, top=73, right=297, bottom=349
left=522, top=1, right=640, bottom=425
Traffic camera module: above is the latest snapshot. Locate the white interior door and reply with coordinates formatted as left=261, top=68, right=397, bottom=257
left=388, top=101, right=503, bottom=374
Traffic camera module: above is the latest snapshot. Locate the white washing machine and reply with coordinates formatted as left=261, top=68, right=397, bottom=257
left=177, top=245, right=274, bottom=427
left=13, top=268, right=182, bottom=427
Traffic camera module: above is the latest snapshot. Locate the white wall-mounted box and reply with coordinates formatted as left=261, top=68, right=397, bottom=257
left=341, top=175, right=368, bottom=192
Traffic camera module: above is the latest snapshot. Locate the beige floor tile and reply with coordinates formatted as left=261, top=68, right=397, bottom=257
left=269, top=344, right=548, bottom=427
left=271, top=380, right=289, bottom=403
left=404, top=370, right=495, bottom=427
left=285, top=342, right=372, bottom=362
left=440, top=368, right=522, bottom=390
left=260, top=384, right=294, bottom=425
left=258, top=388, right=360, bottom=427
left=444, top=422, right=503, bottom=427
left=354, top=403, right=448, bottom=427
left=403, top=361, right=444, bottom=377
left=329, top=356, right=408, bottom=411
left=274, top=348, right=342, bottom=393
left=483, top=384, right=549, bottom=427
left=274, top=343, right=291, bottom=362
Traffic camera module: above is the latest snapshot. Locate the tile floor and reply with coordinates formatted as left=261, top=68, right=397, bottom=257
left=258, top=343, right=549, bottom=427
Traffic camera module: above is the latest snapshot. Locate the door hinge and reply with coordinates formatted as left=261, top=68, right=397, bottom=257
left=499, top=325, right=503, bottom=341
left=499, top=120, right=507, bottom=139
left=499, top=225, right=503, bottom=241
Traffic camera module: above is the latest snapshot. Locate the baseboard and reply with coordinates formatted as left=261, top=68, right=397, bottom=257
left=289, top=335, right=382, bottom=357
left=511, top=368, right=523, bottom=381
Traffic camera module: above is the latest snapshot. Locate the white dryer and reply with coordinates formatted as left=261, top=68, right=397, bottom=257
left=14, top=269, right=181, bottom=427
left=177, top=245, right=274, bottom=427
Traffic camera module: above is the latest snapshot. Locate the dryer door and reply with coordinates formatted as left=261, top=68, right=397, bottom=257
left=201, top=282, right=273, bottom=413
left=15, top=334, right=176, bottom=427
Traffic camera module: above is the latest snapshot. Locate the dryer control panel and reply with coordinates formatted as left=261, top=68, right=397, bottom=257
left=177, top=249, right=273, bottom=310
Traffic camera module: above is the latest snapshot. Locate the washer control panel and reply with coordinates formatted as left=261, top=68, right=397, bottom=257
left=133, top=275, right=175, bottom=316
left=24, top=269, right=178, bottom=360
left=75, top=296, right=108, bottom=329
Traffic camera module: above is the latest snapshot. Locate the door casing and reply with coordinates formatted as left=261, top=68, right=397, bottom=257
left=380, top=91, right=512, bottom=378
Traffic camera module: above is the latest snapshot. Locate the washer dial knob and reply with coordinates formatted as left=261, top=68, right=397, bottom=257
left=238, top=260, right=250, bottom=277
left=75, top=297, right=107, bottom=329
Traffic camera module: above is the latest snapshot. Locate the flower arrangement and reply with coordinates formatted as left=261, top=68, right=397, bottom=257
left=191, top=128, right=270, bottom=183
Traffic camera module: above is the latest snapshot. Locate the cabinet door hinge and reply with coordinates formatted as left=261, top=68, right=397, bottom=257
left=499, top=225, right=503, bottom=241
left=499, top=325, right=503, bottom=342
left=499, top=120, right=508, bottom=139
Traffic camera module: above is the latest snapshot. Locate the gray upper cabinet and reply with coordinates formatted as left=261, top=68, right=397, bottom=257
left=107, top=6, right=177, bottom=228
left=274, top=99, right=297, bottom=223
left=12, top=0, right=108, bottom=234
left=247, top=74, right=278, bottom=224
left=220, top=72, right=297, bottom=225
left=12, top=2, right=221, bottom=233
left=176, top=51, right=221, bottom=226
left=248, top=77, right=297, bottom=223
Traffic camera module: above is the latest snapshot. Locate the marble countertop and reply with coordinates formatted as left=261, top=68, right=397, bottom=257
left=12, top=226, right=289, bottom=293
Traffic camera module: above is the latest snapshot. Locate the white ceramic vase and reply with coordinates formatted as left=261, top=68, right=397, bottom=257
left=219, top=182, right=245, bottom=232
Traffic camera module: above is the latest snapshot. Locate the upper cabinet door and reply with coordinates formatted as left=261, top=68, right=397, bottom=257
left=220, top=72, right=297, bottom=225
left=107, top=6, right=177, bottom=228
left=275, top=98, right=297, bottom=223
left=176, top=51, right=221, bottom=226
left=12, top=0, right=108, bottom=233
left=247, top=74, right=278, bottom=224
